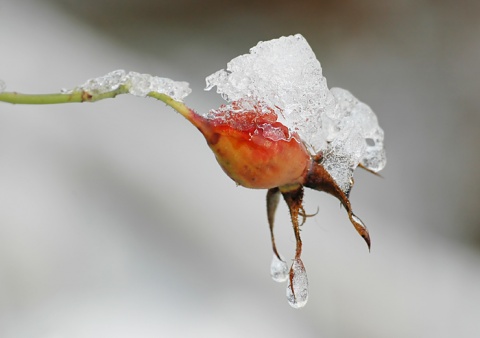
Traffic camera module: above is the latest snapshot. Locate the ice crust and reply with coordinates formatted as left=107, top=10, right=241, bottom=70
left=205, top=34, right=386, bottom=192
left=0, top=79, right=5, bottom=92
left=79, top=70, right=191, bottom=101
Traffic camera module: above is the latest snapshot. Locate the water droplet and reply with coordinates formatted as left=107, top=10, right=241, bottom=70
left=286, top=258, right=309, bottom=308
left=270, top=254, right=288, bottom=282
left=351, top=213, right=366, bottom=230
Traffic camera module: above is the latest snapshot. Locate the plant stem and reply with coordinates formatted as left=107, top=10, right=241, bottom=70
left=0, top=86, right=193, bottom=119
left=0, top=86, right=129, bottom=104
left=147, top=92, right=193, bottom=120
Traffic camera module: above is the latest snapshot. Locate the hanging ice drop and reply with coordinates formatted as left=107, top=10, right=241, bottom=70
left=270, top=254, right=289, bottom=282
left=286, top=258, right=309, bottom=308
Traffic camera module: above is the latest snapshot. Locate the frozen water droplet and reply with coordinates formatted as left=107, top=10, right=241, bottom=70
left=351, top=213, right=367, bottom=231
left=0, top=79, right=6, bottom=92
left=270, top=254, right=288, bottom=282
left=286, top=258, right=309, bottom=309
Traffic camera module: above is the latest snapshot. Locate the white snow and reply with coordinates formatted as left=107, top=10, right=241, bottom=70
left=205, top=34, right=386, bottom=193
left=79, top=70, right=191, bottom=101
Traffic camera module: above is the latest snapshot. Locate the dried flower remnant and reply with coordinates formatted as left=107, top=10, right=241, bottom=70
left=202, top=34, right=386, bottom=308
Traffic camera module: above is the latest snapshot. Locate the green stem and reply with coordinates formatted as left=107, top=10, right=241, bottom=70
left=0, top=86, right=129, bottom=104
left=0, top=86, right=194, bottom=120
left=147, top=92, right=193, bottom=120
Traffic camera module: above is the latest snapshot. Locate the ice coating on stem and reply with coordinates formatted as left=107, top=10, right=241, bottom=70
left=205, top=34, right=386, bottom=192
left=0, top=79, right=5, bottom=93
left=79, top=70, right=191, bottom=101
left=80, top=69, right=127, bottom=94
left=286, top=258, right=309, bottom=309
left=127, top=71, right=191, bottom=100
left=270, top=254, right=289, bottom=282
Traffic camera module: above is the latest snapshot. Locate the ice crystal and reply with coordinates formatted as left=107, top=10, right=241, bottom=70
left=205, top=34, right=333, bottom=149
left=286, top=258, right=309, bottom=309
left=80, top=70, right=127, bottom=94
left=126, top=72, right=191, bottom=100
left=270, top=254, right=289, bottom=283
left=0, top=79, right=5, bottom=93
left=205, top=34, right=386, bottom=192
left=79, top=70, right=191, bottom=102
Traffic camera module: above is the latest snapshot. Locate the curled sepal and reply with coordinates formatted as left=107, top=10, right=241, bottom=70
left=267, top=188, right=282, bottom=260
left=305, top=160, right=371, bottom=250
left=286, top=258, right=309, bottom=309
left=348, top=212, right=371, bottom=250
left=270, top=254, right=289, bottom=283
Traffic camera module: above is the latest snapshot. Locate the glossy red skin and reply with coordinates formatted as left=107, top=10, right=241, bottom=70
left=191, top=106, right=311, bottom=189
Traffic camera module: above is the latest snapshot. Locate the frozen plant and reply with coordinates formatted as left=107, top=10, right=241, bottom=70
left=76, top=69, right=191, bottom=101
left=0, top=34, right=386, bottom=309
left=203, top=35, right=385, bottom=308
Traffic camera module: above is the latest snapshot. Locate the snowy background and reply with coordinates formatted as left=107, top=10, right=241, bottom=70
left=1, top=0, right=480, bottom=337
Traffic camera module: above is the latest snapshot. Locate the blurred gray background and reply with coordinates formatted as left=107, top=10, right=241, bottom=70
left=1, top=0, right=480, bottom=337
